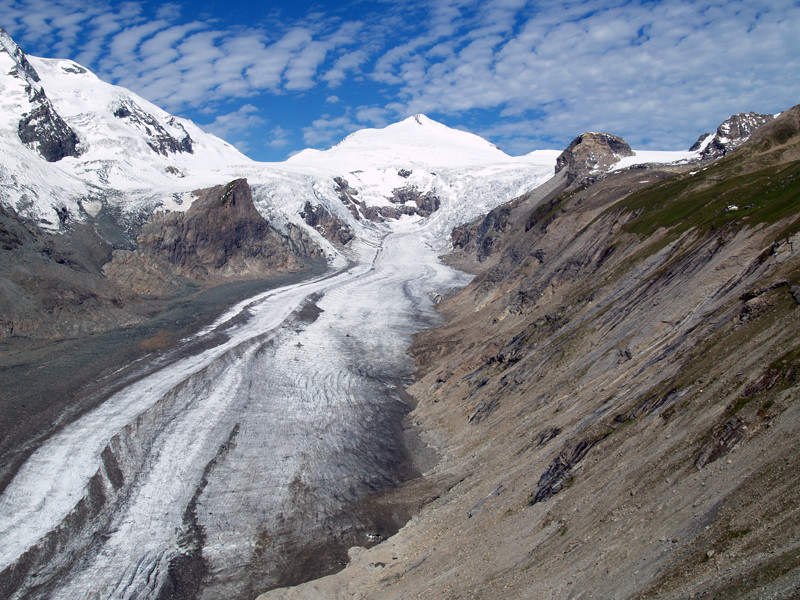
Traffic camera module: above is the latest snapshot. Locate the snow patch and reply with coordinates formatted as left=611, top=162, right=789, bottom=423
left=611, top=149, right=698, bottom=171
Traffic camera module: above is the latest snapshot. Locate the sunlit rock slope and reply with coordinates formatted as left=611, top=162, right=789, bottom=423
left=259, top=106, right=800, bottom=600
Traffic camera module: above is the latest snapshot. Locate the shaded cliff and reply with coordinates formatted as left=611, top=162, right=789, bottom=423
left=112, top=178, right=320, bottom=286
left=259, top=106, right=800, bottom=599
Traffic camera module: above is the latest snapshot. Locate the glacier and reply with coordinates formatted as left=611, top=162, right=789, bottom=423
left=0, top=200, right=541, bottom=598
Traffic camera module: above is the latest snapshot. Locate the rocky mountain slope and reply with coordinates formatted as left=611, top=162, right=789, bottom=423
left=259, top=106, right=800, bottom=599
left=691, top=111, right=776, bottom=159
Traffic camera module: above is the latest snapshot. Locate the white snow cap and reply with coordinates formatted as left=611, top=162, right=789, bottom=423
left=288, top=114, right=517, bottom=169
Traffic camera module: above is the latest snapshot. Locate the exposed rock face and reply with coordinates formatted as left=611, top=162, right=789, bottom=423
left=0, top=28, right=81, bottom=162
left=691, top=111, right=774, bottom=159
left=0, top=204, right=132, bottom=340
left=451, top=204, right=512, bottom=262
left=112, top=99, right=193, bottom=156
left=554, top=132, right=633, bottom=184
left=386, top=186, right=440, bottom=218
left=100, top=249, right=187, bottom=297
left=446, top=173, right=567, bottom=272
left=742, top=105, right=800, bottom=162
left=134, top=179, right=313, bottom=280
left=17, top=91, right=81, bottom=162
left=334, top=176, right=362, bottom=220
left=332, top=177, right=441, bottom=223
left=300, top=201, right=354, bottom=246
left=0, top=28, right=39, bottom=83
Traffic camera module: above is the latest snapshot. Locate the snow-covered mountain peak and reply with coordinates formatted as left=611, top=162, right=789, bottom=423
left=287, top=113, right=516, bottom=170
left=0, top=29, right=556, bottom=260
left=0, top=30, right=256, bottom=229
left=264, top=117, right=559, bottom=259
left=689, top=111, right=776, bottom=160
left=0, top=30, right=549, bottom=262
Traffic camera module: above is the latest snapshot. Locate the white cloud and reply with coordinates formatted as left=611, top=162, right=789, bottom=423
left=200, top=104, right=267, bottom=139
left=355, top=105, right=391, bottom=127
left=267, top=125, right=291, bottom=149
left=302, top=114, right=359, bottom=146
left=363, top=0, right=800, bottom=150
left=155, top=3, right=182, bottom=21
left=108, top=19, right=169, bottom=58
left=323, top=49, right=368, bottom=87
left=2, top=0, right=799, bottom=159
left=2, top=0, right=364, bottom=119
left=284, top=39, right=329, bottom=90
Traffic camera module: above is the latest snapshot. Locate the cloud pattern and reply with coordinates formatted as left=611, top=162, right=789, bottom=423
left=2, top=0, right=799, bottom=159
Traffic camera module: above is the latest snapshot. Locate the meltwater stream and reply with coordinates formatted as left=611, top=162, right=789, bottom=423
left=0, top=228, right=471, bottom=600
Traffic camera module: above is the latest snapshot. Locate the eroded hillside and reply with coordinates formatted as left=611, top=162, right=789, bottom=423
left=260, top=106, right=800, bottom=599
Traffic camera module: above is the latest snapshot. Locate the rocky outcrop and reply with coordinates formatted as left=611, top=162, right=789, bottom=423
left=554, top=132, right=633, bottom=184
left=691, top=111, right=774, bottom=159
left=134, top=179, right=315, bottom=280
left=300, top=201, right=354, bottom=246
left=0, top=28, right=39, bottom=83
left=386, top=186, right=440, bottom=218
left=112, top=100, right=193, bottom=156
left=100, top=249, right=186, bottom=297
left=334, top=176, right=362, bottom=220
left=17, top=92, right=81, bottom=162
left=1, top=28, right=81, bottom=162
left=332, top=177, right=441, bottom=223
left=445, top=172, right=567, bottom=273
left=451, top=204, right=512, bottom=262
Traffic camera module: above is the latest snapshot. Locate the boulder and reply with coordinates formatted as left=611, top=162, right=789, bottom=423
left=555, top=132, right=633, bottom=184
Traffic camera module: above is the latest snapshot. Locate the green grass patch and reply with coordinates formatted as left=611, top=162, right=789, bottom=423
left=619, top=161, right=800, bottom=239
left=725, top=395, right=753, bottom=418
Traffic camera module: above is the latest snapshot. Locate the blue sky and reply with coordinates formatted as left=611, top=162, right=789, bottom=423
left=2, top=0, right=799, bottom=161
